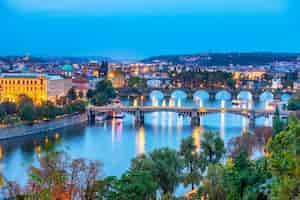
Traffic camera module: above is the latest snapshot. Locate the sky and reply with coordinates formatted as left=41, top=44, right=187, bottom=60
left=0, top=0, right=299, bottom=60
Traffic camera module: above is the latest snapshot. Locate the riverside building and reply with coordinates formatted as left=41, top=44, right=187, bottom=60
left=0, top=73, right=72, bottom=104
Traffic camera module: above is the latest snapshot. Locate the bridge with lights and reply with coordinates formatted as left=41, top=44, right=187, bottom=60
left=87, top=105, right=292, bottom=127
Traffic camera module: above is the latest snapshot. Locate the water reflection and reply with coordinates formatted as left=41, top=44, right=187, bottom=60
left=192, top=126, right=201, bottom=152
left=136, top=127, right=145, bottom=155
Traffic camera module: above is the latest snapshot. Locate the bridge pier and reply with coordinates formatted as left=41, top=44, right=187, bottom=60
left=249, top=112, right=256, bottom=129
left=88, top=110, right=96, bottom=124
left=191, top=112, right=201, bottom=126
left=134, top=110, right=145, bottom=126
left=209, top=92, right=216, bottom=102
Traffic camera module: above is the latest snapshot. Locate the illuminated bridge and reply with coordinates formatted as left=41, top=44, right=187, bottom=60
left=87, top=105, right=292, bottom=127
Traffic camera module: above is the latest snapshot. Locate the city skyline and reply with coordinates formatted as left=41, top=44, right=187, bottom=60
left=1, top=0, right=300, bottom=59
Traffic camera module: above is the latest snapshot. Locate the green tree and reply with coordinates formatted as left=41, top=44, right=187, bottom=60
left=128, top=76, right=146, bottom=88
left=199, top=163, right=227, bottom=200
left=91, top=93, right=108, bottom=106
left=67, top=87, right=77, bottom=102
left=0, top=105, right=7, bottom=122
left=19, top=102, right=37, bottom=123
left=200, top=131, right=225, bottom=165
left=131, top=148, right=183, bottom=195
left=288, top=93, right=300, bottom=111
left=272, top=106, right=285, bottom=136
left=106, top=170, right=158, bottom=200
left=179, top=136, right=202, bottom=190
left=37, top=101, right=57, bottom=120
left=267, top=116, right=300, bottom=199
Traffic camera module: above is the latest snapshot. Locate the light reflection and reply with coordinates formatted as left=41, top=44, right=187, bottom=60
left=220, top=112, right=225, bottom=140
left=116, top=119, right=123, bottom=141
left=176, top=115, right=183, bottom=132
left=177, top=99, right=182, bottom=107
left=0, top=145, right=2, bottom=160
left=133, top=98, right=139, bottom=107
left=136, top=127, right=145, bottom=155
left=199, top=98, right=203, bottom=108
left=242, top=116, right=247, bottom=133
left=169, top=99, right=175, bottom=107
left=192, top=126, right=201, bottom=152
left=152, top=98, right=158, bottom=107
left=111, top=118, right=116, bottom=144
left=162, top=100, right=166, bottom=107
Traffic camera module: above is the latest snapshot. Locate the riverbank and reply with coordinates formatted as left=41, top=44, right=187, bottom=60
left=0, top=113, right=88, bottom=140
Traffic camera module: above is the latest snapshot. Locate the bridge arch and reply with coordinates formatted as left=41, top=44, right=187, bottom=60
left=215, top=90, right=231, bottom=100
left=150, top=90, right=164, bottom=100
left=193, top=90, right=209, bottom=100
left=259, top=91, right=274, bottom=102
left=171, top=90, right=188, bottom=99
left=237, top=90, right=253, bottom=101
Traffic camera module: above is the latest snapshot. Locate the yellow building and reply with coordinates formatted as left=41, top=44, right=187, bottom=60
left=0, top=73, right=72, bottom=104
left=107, top=70, right=125, bottom=88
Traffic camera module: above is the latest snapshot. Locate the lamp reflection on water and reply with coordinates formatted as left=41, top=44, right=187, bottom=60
left=136, top=127, right=145, bottom=155
left=192, top=126, right=201, bottom=153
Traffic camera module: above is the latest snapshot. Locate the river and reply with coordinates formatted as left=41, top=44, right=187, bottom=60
left=0, top=91, right=290, bottom=194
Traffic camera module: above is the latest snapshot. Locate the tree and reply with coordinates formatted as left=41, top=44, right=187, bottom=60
left=228, top=131, right=257, bottom=158
left=67, top=87, right=77, bottom=102
left=0, top=102, right=17, bottom=115
left=2, top=151, right=103, bottom=200
left=0, top=105, right=7, bottom=122
left=91, top=93, right=108, bottom=106
left=37, top=101, right=57, bottom=120
left=131, top=148, right=183, bottom=195
left=179, top=136, right=202, bottom=190
left=86, top=89, right=94, bottom=100
left=267, top=116, right=300, bottom=199
left=128, top=76, right=146, bottom=88
left=106, top=170, right=158, bottom=200
left=199, top=163, right=227, bottom=200
left=18, top=96, right=36, bottom=123
left=200, top=131, right=225, bottom=165
left=272, top=106, right=285, bottom=136
left=149, top=148, right=183, bottom=194
left=288, top=93, right=300, bottom=111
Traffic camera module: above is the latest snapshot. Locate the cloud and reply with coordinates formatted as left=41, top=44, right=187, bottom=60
left=6, top=0, right=286, bottom=15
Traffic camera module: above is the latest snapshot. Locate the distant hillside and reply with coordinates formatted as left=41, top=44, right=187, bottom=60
left=142, top=52, right=300, bottom=66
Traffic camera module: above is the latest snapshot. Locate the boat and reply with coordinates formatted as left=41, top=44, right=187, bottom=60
left=107, top=98, right=125, bottom=119
left=95, top=114, right=107, bottom=122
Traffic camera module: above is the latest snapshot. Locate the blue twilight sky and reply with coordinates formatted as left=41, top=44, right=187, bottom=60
left=0, top=0, right=299, bottom=60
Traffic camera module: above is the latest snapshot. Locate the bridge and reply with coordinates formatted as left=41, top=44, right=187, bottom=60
left=87, top=105, right=292, bottom=127
left=117, top=87, right=295, bottom=101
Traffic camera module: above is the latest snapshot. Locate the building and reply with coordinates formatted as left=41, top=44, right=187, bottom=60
left=0, top=73, right=72, bottom=104
left=272, top=78, right=283, bottom=89
left=72, top=77, right=89, bottom=98
left=107, top=70, right=125, bottom=88
left=60, top=64, right=75, bottom=78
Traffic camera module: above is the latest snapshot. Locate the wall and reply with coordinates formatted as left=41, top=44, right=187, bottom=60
left=0, top=113, right=87, bottom=140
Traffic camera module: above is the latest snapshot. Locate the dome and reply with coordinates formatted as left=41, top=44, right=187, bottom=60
left=61, top=64, right=75, bottom=71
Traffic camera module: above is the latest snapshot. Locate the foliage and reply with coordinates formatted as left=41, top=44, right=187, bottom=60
left=18, top=96, right=37, bottom=123
left=200, top=131, right=225, bottom=165
left=0, top=105, right=7, bottom=122
left=179, top=136, right=202, bottom=189
left=105, top=170, right=158, bottom=200
left=128, top=76, right=146, bottom=88
left=288, top=93, right=300, bottom=111
left=2, top=151, right=102, bottom=200
left=131, top=148, right=183, bottom=195
left=267, top=116, right=300, bottom=199
left=67, top=87, right=78, bottom=102
left=36, top=101, right=58, bottom=120
left=228, top=131, right=257, bottom=158
left=272, top=107, right=285, bottom=136
left=89, top=79, right=116, bottom=106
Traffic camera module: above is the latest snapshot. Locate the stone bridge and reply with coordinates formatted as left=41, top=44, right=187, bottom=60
left=88, top=105, right=291, bottom=127
left=117, top=87, right=295, bottom=101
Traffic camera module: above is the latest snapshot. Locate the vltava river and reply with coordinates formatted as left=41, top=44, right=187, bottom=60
left=0, top=91, right=290, bottom=194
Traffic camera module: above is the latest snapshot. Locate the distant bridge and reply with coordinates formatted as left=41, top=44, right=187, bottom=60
left=88, top=105, right=292, bottom=127
left=117, top=87, right=295, bottom=101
